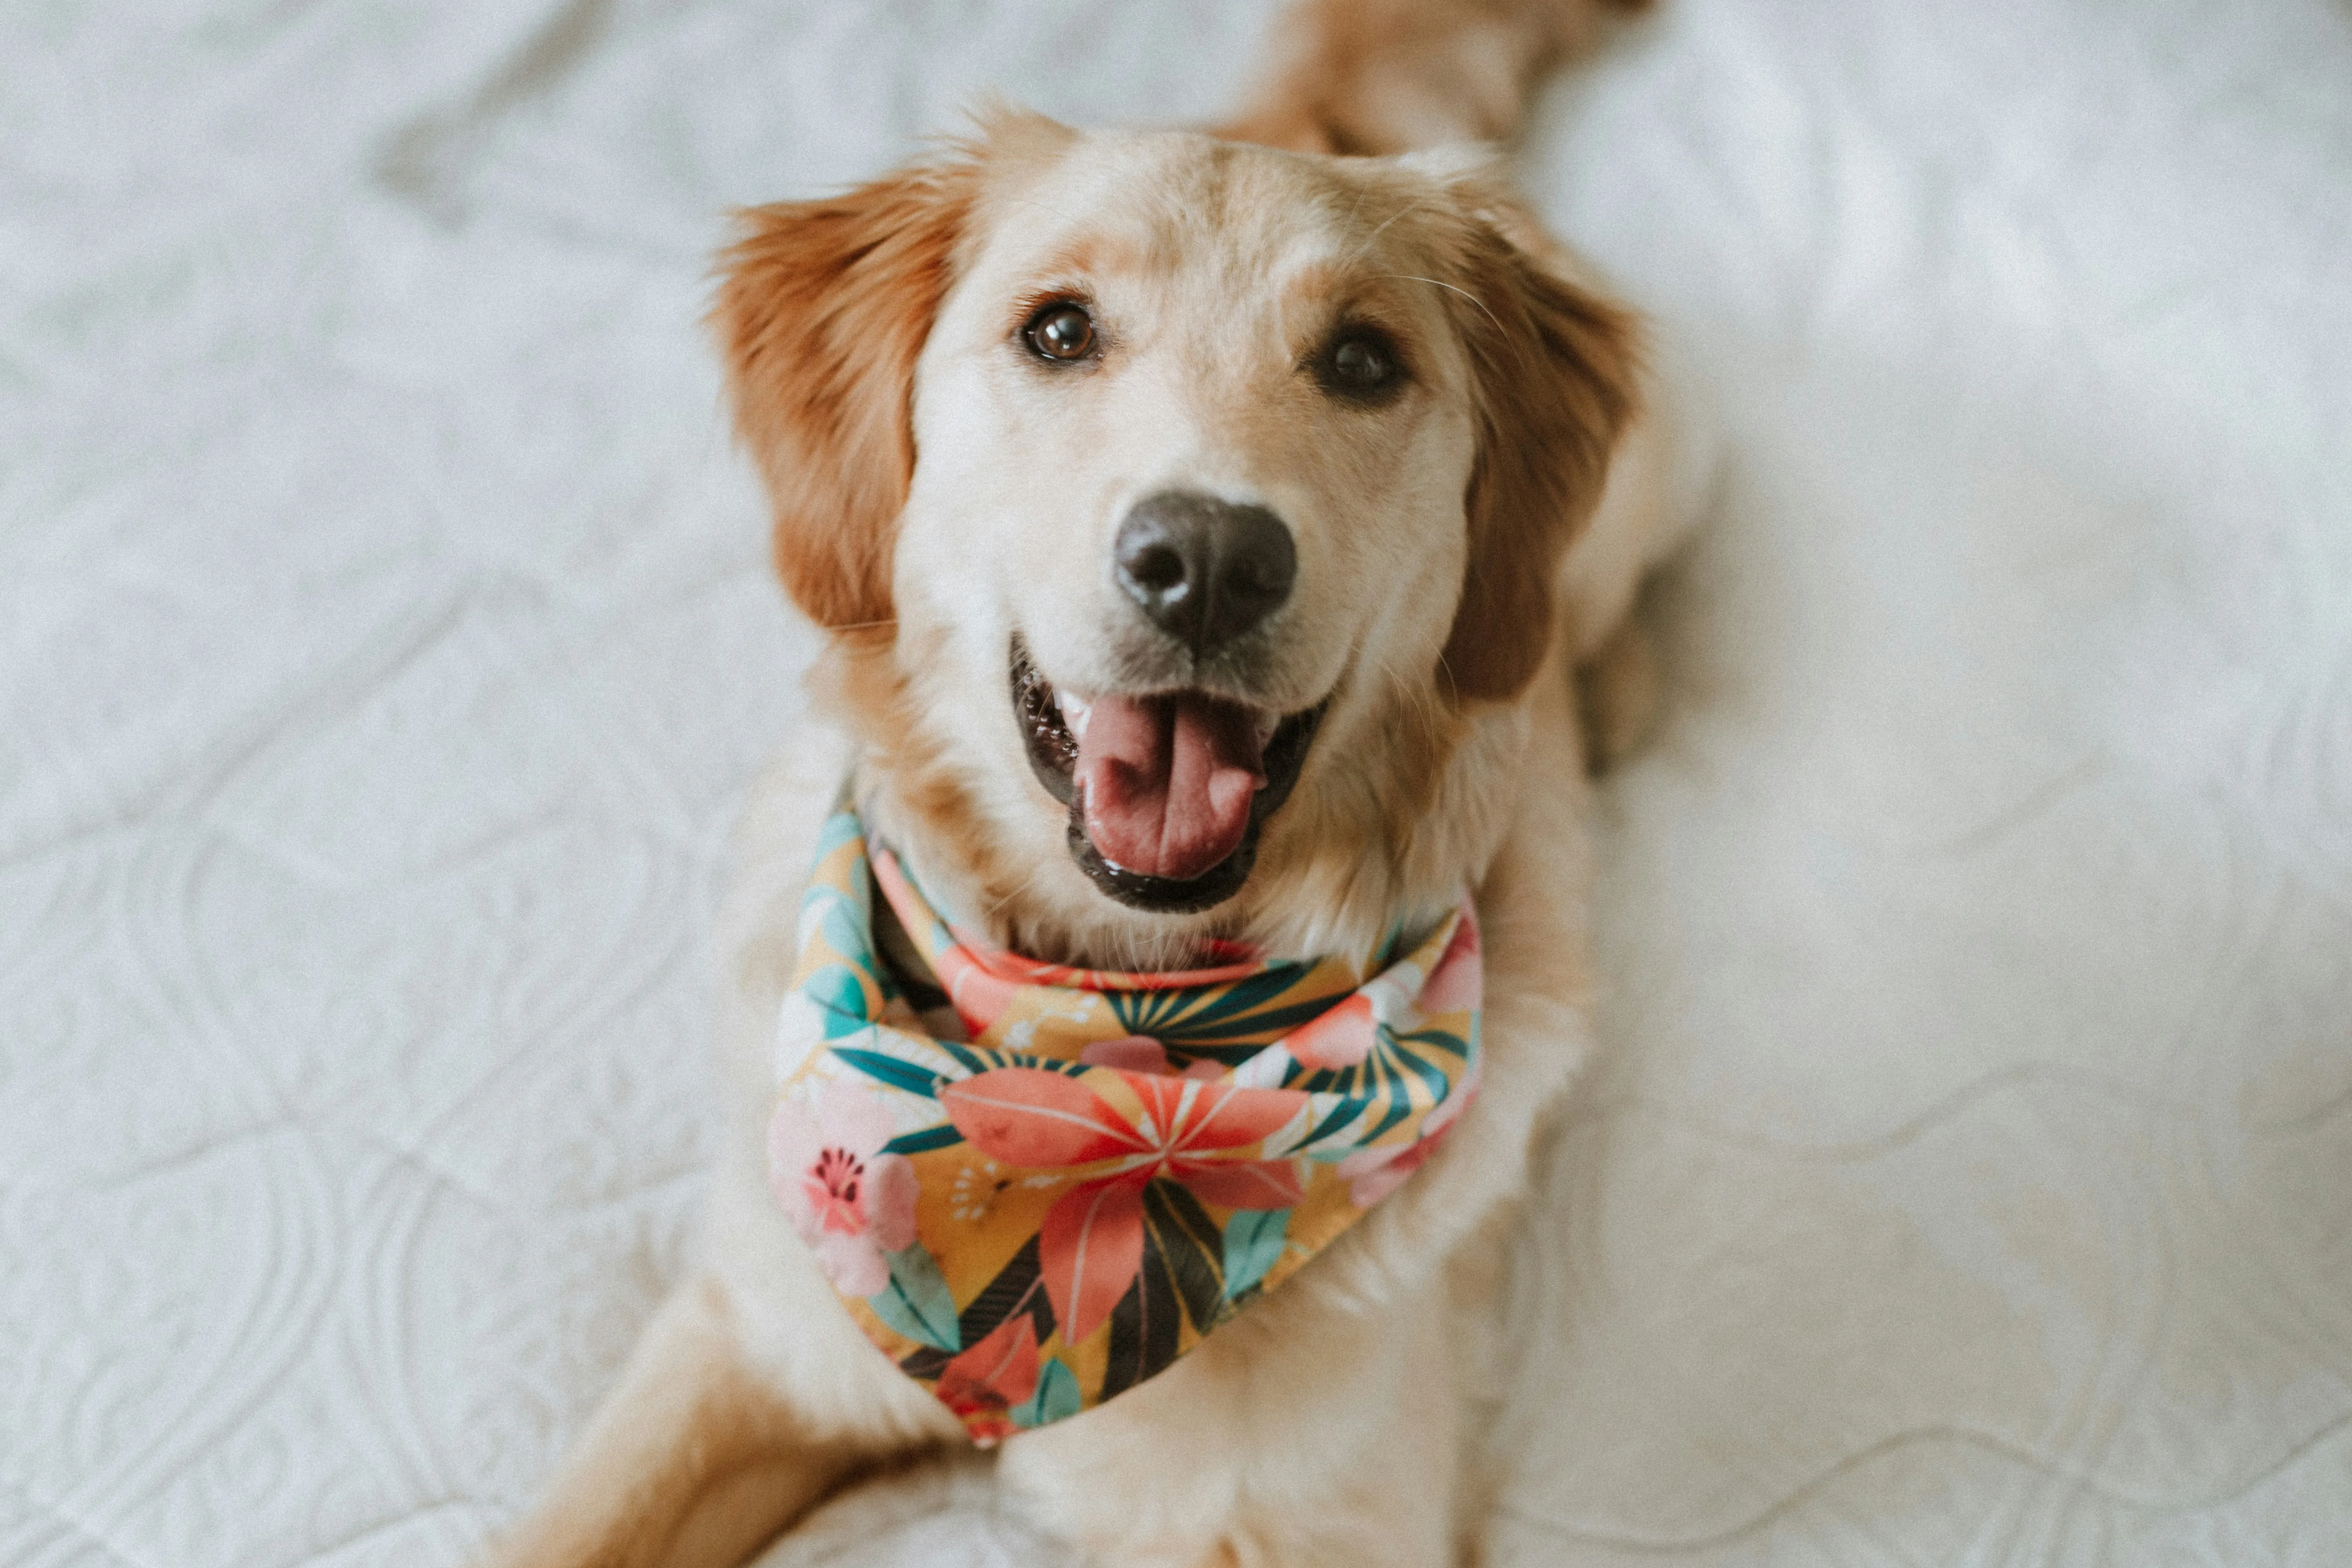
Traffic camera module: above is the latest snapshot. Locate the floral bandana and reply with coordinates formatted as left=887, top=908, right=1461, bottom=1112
left=768, top=804, right=1482, bottom=1443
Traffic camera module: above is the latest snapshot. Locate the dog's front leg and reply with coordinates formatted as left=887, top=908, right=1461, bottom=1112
left=481, top=1273, right=858, bottom=1568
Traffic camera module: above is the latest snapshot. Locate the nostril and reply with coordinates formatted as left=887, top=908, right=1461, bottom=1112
left=1126, top=543, right=1189, bottom=597
left=1217, top=514, right=1295, bottom=608
left=1203, top=507, right=1295, bottom=662
left=1113, top=501, right=1206, bottom=636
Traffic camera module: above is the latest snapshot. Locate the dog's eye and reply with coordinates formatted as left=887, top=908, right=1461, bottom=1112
left=1024, top=302, right=1097, bottom=362
left=1320, top=328, right=1403, bottom=399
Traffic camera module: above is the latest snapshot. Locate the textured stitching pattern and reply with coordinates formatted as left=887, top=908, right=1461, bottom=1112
left=6, top=1, right=2351, bottom=1566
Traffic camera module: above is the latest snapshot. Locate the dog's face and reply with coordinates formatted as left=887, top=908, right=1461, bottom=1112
left=903, top=130, right=1496, bottom=917
left=721, top=114, right=1631, bottom=965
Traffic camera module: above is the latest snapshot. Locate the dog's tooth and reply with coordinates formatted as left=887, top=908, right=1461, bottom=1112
left=1058, top=693, right=1090, bottom=741
left=1254, top=710, right=1280, bottom=745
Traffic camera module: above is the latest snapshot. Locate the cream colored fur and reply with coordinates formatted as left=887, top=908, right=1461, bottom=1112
left=484, top=2, right=1680, bottom=1563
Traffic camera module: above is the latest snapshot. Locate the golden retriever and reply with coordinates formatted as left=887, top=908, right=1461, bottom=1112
left=488, top=0, right=1677, bottom=1563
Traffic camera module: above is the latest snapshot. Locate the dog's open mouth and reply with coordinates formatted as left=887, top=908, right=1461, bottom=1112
left=1011, top=639, right=1325, bottom=913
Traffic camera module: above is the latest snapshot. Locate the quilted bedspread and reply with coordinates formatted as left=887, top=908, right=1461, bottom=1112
left=6, top=1, right=2349, bottom=1564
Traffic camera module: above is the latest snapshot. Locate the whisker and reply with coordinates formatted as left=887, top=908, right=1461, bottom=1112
left=1348, top=198, right=1430, bottom=263
left=981, top=858, right=1055, bottom=924
left=1376, top=273, right=1502, bottom=334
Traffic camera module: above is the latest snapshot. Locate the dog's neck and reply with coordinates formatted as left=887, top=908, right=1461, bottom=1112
left=820, top=639, right=1533, bottom=974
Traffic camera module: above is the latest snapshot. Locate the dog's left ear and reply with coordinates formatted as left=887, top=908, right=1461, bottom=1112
left=1434, top=187, right=1640, bottom=703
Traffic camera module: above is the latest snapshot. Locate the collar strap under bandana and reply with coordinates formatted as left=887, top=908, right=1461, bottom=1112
left=768, top=804, right=1483, bottom=1443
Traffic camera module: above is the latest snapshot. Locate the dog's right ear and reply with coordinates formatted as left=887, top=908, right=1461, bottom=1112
left=714, top=158, right=980, bottom=636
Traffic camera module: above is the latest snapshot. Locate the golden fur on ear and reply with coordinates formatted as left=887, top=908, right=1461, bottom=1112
left=1438, top=197, right=1639, bottom=702
left=713, top=159, right=978, bottom=635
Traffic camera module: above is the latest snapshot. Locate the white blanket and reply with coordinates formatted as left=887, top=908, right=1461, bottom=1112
left=6, top=2, right=2348, bottom=1565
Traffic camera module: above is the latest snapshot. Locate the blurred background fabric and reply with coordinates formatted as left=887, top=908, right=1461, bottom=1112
left=5, top=1, right=2350, bottom=1564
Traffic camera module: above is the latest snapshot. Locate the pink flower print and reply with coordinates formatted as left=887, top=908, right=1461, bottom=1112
left=1079, top=1036, right=1175, bottom=1074
left=768, top=1083, right=918, bottom=1298
left=1078, top=1035, right=1228, bottom=1080
left=1335, top=1054, right=1481, bottom=1207
left=1335, top=1133, right=1432, bottom=1209
left=870, top=849, right=1023, bottom=1036
left=941, top=1067, right=1308, bottom=1345
left=935, top=1314, right=1041, bottom=1446
left=1286, top=992, right=1377, bottom=1069
left=1420, top=906, right=1482, bottom=1015
left=1286, top=907, right=1479, bottom=1073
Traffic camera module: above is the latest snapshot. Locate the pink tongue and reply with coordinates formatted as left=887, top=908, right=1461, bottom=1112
left=1077, top=694, right=1268, bottom=881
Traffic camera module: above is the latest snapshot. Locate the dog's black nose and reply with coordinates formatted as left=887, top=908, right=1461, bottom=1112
left=1112, top=492, right=1296, bottom=657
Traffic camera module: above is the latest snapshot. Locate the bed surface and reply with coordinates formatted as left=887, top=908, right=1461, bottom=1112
left=6, top=1, right=2350, bottom=1564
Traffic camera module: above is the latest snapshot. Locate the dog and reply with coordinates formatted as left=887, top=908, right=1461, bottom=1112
left=487, top=1, right=1679, bottom=1563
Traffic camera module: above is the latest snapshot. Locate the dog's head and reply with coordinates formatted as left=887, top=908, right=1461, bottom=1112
left=719, top=111, right=1633, bottom=966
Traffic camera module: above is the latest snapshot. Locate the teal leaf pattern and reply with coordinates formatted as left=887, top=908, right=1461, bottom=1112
left=816, top=898, right=877, bottom=988
left=832, top=1048, right=942, bottom=1099
left=1105, top=964, right=1338, bottom=1051
left=881, top=1125, right=965, bottom=1156
left=869, top=1244, right=961, bottom=1353
left=1012, top=1358, right=1082, bottom=1430
left=803, top=963, right=873, bottom=1038
left=1221, top=1208, right=1290, bottom=1301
